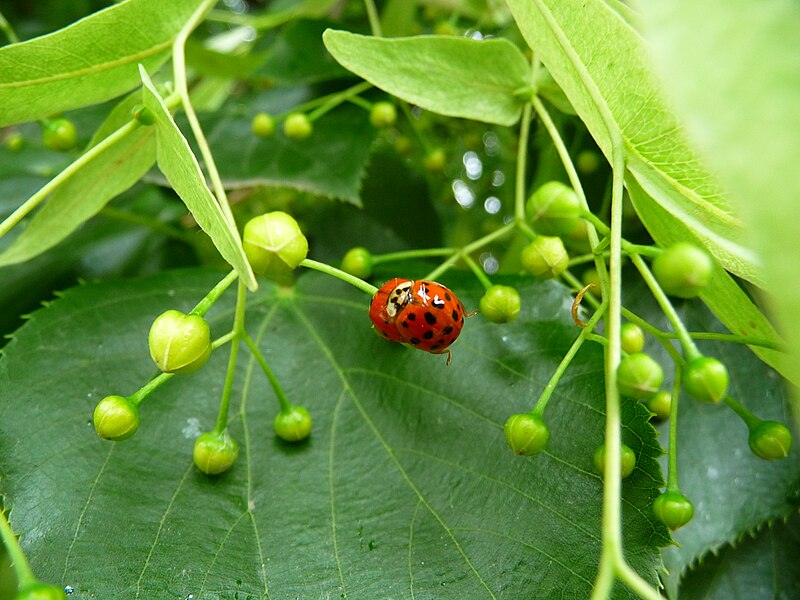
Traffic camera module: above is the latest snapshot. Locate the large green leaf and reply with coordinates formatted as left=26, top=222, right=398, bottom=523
left=504, top=0, right=762, bottom=287
left=0, top=0, right=205, bottom=127
left=0, top=270, right=664, bottom=598
left=638, top=0, right=800, bottom=426
left=141, top=69, right=257, bottom=291
left=322, top=30, right=531, bottom=126
left=0, top=94, right=156, bottom=267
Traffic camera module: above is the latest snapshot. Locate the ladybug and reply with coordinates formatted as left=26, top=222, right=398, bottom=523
left=369, top=278, right=468, bottom=363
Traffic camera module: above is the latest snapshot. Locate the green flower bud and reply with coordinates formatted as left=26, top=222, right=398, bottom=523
left=526, top=181, right=582, bottom=236
left=479, top=285, right=521, bottom=323
left=593, top=443, right=637, bottom=478
left=683, top=356, right=728, bottom=403
left=646, top=391, right=672, bottom=420
left=369, top=102, right=397, bottom=128
left=42, top=118, right=77, bottom=152
left=620, top=323, right=646, bottom=355
left=653, top=490, right=694, bottom=530
left=503, top=413, right=549, bottom=456
left=576, top=150, right=600, bottom=174
left=340, top=247, right=373, bottom=279
left=93, top=395, right=140, bottom=441
left=148, top=310, right=212, bottom=374
left=749, top=420, right=793, bottom=460
left=13, top=583, right=67, bottom=600
left=193, top=431, right=239, bottom=475
left=251, top=112, right=275, bottom=138
left=5, top=132, right=24, bottom=152
left=131, top=104, right=155, bottom=126
left=617, top=353, right=664, bottom=400
left=520, top=236, right=569, bottom=279
left=652, top=242, right=713, bottom=299
left=283, top=112, right=313, bottom=140
left=581, top=267, right=602, bottom=297
left=423, top=148, right=446, bottom=172
left=274, top=405, right=312, bottom=442
left=394, top=135, right=412, bottom=155
left=243, top=211, right=309, bottom=282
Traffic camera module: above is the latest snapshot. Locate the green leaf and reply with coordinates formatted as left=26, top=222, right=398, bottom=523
left=0, top=0, right=206, bottom=127
left=0, top=94, right=156, bottom=267
left=322, top=30, right=531, bottom=126
left=676, top=514, right=800, bottom=600
left=140, top=68, right=257, bottom=291
left=623, top=280, right=800, bottom=594
left=638, top=0, right=800, bottom=427
left=195, top=98, right=377, bottom=204
left=0, top=271, right=664, bottom=598
left=505, top=0, right=762, bottom=287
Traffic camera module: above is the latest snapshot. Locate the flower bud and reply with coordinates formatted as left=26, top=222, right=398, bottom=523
left=274, top=405, right=312, bottom=442
left=243, top=211, right=309, bottom=282
left=42, top=118, right=77, bottom=152
left=340, top=247, right=373, bottom=279
left=646, top=391, right=672, bottom=420
left=520, top=236, right=569, bottom=279
left=131, top=104, right=155, bottom=126
left=683, top=356, right=728, bottom=403
left=283, top=112, right=313, bottom=140
left=617, top=353, right=663, bottom=400
left=653, top=490, right=694, bottom=530
left=652, top=242, right=713, bottom=299
left=526, top=181, right=582, bottom=236
left=479, top=285, right=521, bottom=323
left=620, top=323, right=645, bottom=355
left=251, top=112, right=275, bottom=138
left=5, top=132, right=24, bottom=152
left=193, top=431, right=239, bottom=475
left=93, top=395, right=140, bottom=441
left=749, top=420, right=793, bottom=460
left=593, top=443, right=636, bottom=478
left=369, top=102, right=397, bottom=128
left=423, top=148, right=446, bottom=172
left=148, top=310, right=212, bottom=374
left=503, top=413, right=549, bottom=456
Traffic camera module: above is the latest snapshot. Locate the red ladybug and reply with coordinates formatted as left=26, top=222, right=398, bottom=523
left=369, top=278, right=468, bottom=362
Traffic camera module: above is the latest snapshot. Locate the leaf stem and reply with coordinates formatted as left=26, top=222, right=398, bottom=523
left=214, top=279, right=247, bottom=433
left=533, top=299, right=608, bottom=416
left=0, top=506, right=36, bottom=588
left=0, top=121, right=138, bottom=241
left=190, top=270, right=239, bottom=316
left=722, top=395, right=761, bottom=429
left=0, top=9, right=19, bottom=43
left=424, top=221, right=517, bottom=281
left=461, top=253, right=493, bottom=290
left=301, top=258, right=378, bottom=295
left=290, top=81, right=372, bottom=118
left=667, top=366, right=682, bottom=491
left=307, top=81, right=373, bottom=121
left=371, top=247, right=453, bottom=265
left=172, top=0, right=237, bottom=231
left=242, top=333, right=292, bottom=413
left=363, top=0, right=383, bottom=37
left=514, top=103, right=533, bottom=222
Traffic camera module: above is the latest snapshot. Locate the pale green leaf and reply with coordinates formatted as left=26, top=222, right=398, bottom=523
left=0, top=94, right=156, bottom=267
left=0, top=271, right=664, bottom=598
left=140, top=69, right=257, bottom=291
left=322, top=30, right=531, bottom=126
left=0, top=0, right=205, bottom=127
left=505, top=0, right=762, bottom=287
left=638, top=0, right=800, bottom=425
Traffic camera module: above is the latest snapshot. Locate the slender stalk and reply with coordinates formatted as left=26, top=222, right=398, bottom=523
left=129, top=372, right=174, bottom=406
left=346, top=95, right=374, bottom=112
left=190, top=270, right=239, bottom=316
left=667, top=366, right=682, bottom=490
left=372, top=248, right=453, bottom=264
left=461, top=254, right=493, bottom=290
left=0, top=10, right=19, bottom=43
left=534, top=300, right=607, bottom=416
left=0, top=121, right=138, bottom=240
left=723, top=395, right=761, bottom=429
left=514, top=103, right=533, bottom=222
left=172, top=0, right=237, bottom=230
left=424, top=221, right=517, bottom=281
left=301, top=258, right=378, bottom=295
left=307, top=81, right=373, bottom=121
left=616, top=562, right=665, bottom=600
left=0, top=506, right=36, bottom=588
left=630, top=254, right=700, bottom=361
left=243, top=333, right=292, bottom=413
left=214, top=280, right=247, bottom=433
left=363, top=0, right=383, bottom=37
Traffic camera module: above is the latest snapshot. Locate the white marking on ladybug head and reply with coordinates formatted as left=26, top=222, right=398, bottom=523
left=386, top=281, right=413, bottom=317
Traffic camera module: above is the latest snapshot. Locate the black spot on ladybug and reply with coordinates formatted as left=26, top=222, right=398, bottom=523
left=430, top=344, right=440, bottom=351
left=443, top=326, right=453, bottom=335
left=451, top=309, right=458, bottom=321
left=437, top=338, right=446, bottom=345
left=424, top=312, right=436, bottom=325
left=401, top=321, right=409, bottom=328
left=410, top=337, right=420, bottom=345
left=423, top=331, right=434, bottom=340
left=445, top=293, right=452, bottom=301
left=383, top=319, right=389, bottom=324
left=382, top=331, right=389, bottom=339
left=433, top=298, right=445, bottom=308
left=407, top=313, right=416, bottom=321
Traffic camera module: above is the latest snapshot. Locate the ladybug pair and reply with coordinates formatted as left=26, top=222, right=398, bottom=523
left=369, top=278, right=468, bottom=363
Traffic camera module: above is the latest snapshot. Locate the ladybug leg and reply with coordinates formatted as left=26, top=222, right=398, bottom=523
left=465, top=309, right=478, bottom=318
left=445, top=349, right=452, bottom=366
